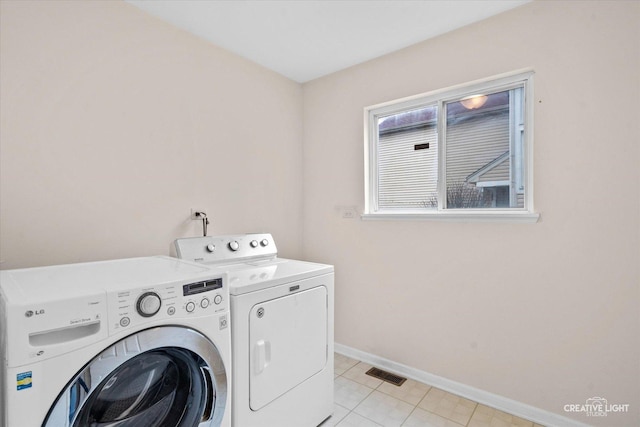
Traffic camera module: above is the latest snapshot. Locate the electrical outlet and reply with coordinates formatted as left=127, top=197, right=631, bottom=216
left=341, top=206, right=358, bottom=219
left=190, top=208, right=207, bottom=220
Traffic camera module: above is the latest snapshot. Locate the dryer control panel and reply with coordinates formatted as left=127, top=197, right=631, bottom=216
left=174, top=233, right=277, bottom=265
left=107, top=275, right=227, bottom=335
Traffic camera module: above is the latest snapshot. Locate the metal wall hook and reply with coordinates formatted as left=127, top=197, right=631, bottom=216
left=194, top=211, right=210, bottom=237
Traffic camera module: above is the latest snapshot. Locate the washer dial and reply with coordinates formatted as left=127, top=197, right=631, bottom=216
left=137, top=292, right=161, bottom=317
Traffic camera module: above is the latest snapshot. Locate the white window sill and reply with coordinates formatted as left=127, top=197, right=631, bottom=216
left=361, top=210, right=540, bottom=223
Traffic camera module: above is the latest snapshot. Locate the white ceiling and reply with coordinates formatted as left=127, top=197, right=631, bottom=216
left=125, top=0, right=531, bottom=83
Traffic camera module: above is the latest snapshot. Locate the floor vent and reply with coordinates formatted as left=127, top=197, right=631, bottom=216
left=365, top=367, right=407, bottom=387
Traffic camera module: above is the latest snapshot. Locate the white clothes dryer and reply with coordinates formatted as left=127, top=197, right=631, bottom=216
left=0, top=256, right=231, bottom=427
left=174, top=234, right=334, bottom=427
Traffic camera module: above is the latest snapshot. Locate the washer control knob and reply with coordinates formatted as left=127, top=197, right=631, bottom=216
left=260, top=239, right=269, bottom=247
left=214, top=294, right=223, bottom=305
left=206, top=244, right=215, bottom=253
left=250, top=240, right=259, bottom=248
left=201, top=298, right=210, bottom=309
left=137, top=292, right=161, bottom=317
left=229, top=241, right=240, bottom=251
left=185, top=301, right=196, bottom=313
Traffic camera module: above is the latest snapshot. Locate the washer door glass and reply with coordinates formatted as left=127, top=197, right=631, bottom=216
left=43, top=326, right=226, bottom=427
left=73, top=348, right=205, bottom=426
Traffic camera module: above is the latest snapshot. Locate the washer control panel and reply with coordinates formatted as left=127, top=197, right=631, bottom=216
left=108, top=275, right=227, bottom=334
left=174, top=233, right=277, bottom=265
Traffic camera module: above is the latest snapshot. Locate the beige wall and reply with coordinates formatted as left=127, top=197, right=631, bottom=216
left=2, top=0, right=639, bottom=425
left=302, top=1, right=639, bottom=426
left=0, top=0, right=304, bottom=269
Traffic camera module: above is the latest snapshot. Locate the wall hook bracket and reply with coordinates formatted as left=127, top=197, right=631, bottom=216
left=191, top=209, right=210, bottom=236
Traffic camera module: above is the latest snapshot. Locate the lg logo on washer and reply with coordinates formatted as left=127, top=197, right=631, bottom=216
left=24, top=309, right=45, bottom=317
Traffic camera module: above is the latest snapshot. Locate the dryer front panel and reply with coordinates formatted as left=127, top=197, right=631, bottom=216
left=249, top=285, right=327, bottom=410
left=42, top=326, right=227, bottom=427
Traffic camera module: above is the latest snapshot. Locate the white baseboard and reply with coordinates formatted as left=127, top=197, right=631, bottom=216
left=334, top=342, right=590, bottom=427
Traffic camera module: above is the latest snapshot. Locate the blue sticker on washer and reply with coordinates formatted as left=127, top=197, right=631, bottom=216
left=17, top=371, right=32, bottom=390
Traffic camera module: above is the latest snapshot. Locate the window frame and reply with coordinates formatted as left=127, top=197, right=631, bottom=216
left=363, top=69, right=539, bottom=222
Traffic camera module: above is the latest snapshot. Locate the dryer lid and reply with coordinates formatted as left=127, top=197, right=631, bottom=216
left=224, top=258, right=333, bottom=295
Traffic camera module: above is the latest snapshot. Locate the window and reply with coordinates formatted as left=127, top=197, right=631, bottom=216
left=364, top=70, right=538, bottom=222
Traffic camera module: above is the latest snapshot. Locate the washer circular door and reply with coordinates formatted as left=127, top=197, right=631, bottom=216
left=43, top=326, right=227, bottom=427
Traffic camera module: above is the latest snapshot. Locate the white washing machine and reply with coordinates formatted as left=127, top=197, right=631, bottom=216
left=0, top=256, right=231, bottom=427
left=174, top=233, right=334, bottom=427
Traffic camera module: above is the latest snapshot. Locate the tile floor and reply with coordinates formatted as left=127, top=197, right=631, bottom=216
left=323, top=353, right=545, bottom=427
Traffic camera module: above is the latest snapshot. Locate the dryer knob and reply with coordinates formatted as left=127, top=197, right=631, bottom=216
left=250, top=240, right=259, bottom=248
left=206, top=244, right=215, bottom=253
left=229, top=241, right=240, bottom=251
left=137, top=292, right=161, bottom=317
left=260, top=239, right=269, bottom=247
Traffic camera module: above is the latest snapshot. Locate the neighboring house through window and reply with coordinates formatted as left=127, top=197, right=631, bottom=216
left=364, top=70, right=538, bottom=221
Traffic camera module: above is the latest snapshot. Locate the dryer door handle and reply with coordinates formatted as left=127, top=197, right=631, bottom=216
left=254, top=339, right=271, bottom=374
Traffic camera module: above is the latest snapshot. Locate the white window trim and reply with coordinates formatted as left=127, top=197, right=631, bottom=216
left=361, top=211, right=540, bottom=223
left=363, top=69, right=539, bottom=223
